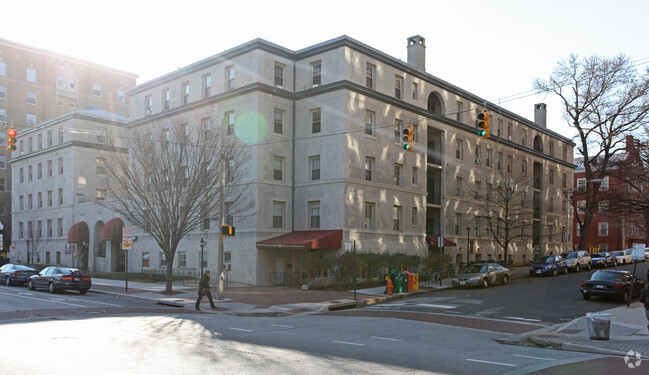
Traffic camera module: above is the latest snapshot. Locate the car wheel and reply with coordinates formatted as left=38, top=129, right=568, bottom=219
left=79, top=289, right=88, bottom=295
left=564, top=267, right=568, bottom=275
left=575, top=264, right=580, bottom=272
left=614, top=260, right=617, bottom=267
left=28, top=279, right=35, bottom=290
left=603, top=262, right=607, bottom=268
left=623, top=289, right=630, bottom=304
left=5, top=276, right=11, bottom=286
left=583, top=293, right=591, bottom=300
left=48, top=282, right=56, bottom=294
left=502, top=275, right=509, bottom=285
left=552, top=268, right=558, bottom=276
left=482, top=278, right=489, bottom=288
left=586, top=263, right=591, bottom=271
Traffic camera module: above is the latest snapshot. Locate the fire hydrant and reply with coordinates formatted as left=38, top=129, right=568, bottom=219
left=386, top=279, right=394, bottom=295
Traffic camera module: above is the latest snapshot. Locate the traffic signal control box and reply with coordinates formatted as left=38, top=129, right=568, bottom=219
left=477, top=108, right=490, bottom=138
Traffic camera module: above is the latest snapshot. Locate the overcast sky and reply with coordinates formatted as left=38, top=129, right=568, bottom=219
left=3, top=0, right=648, bottom=138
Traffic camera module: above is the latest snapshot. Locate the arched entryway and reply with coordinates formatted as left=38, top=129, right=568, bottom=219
left=101, top=218, right=125, bottom=272
left=67, top=221, right=89, bottom=272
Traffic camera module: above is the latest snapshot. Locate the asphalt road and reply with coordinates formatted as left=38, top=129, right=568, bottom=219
left=361, top=261, right=649, bottom=325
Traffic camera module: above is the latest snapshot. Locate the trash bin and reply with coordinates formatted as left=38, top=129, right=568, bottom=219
left=586, top=313, right=611, bottom=340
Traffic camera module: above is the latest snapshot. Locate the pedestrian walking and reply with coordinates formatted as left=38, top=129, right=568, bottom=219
left=195, top=270, right=217, bottom=311
left=640, top=282, right=649, bottom=330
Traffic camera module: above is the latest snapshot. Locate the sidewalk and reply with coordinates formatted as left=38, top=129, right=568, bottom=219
left=89, top=266, right=649, bottom=359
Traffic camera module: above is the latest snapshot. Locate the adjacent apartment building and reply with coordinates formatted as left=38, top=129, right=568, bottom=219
left=1, top=38, right=137, bottom=259
left=10, top=35, right=574, bottom=286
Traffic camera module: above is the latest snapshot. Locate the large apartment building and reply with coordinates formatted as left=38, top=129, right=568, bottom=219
left=1, top=38, right=137, bottom=257
left=9, top=35, right=574, bottom=286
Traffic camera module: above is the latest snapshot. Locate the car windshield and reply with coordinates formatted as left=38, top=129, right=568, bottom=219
left=462, top=265, right=488, bottom=273
left=564, top=253, right=577, bottom=259
left=534, top=256, right=554, bottom=264
left=611, top=251, right=623, bottom=256
left=14, top=265, right=35, bottom=271
left=591, top=253, right=603, bottom=258
left=590, top=271, right=623, bottom=282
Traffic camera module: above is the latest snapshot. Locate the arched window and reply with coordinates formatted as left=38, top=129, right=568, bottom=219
left=427, top=92, right=444, bottom=115
left=533, top=135, right=543, bottom=152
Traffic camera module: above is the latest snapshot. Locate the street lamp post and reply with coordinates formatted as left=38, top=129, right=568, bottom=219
left=199, top=237, right=206, bottom=277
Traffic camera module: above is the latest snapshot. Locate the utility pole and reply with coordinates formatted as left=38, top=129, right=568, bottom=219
left=216, top=152, right=225, bottom=299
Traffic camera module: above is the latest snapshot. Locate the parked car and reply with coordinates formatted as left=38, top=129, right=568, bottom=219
left=0, top=263, right=39, bottom=286
left=28, top=267, right=92, bottom=294
left=529, top=255, right=568, bottom=276
left=611, top=250, right=633, bottom=265
left=561, top=251, right=592, bottom=272
left=590, top=252, right=617, bottom=268
left=451, top=263, right=510, bottom=288
left=580, top=270, right=644, bottom=303
left=644, top=248, right=649, bottom=261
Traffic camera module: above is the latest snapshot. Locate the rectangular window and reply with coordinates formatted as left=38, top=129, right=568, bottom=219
left=26, top=67, right=37, bottom=82
left=497, top=118, right=503, bottom=137
left=456, top=176, right=463, bottom=196
left=274, top=63, right=284, bottom=87
left=412, top=167, right=418, bottom=185
left=365, top=110, right=375, bottom=136
left=456, top=101, right=463, bottom=122
left=311, top=109, right=321, bottom=133
left=181, top=82, right=190, bottom=105
left=117, top=89, right=125, bottom=103
left=0, top=85, right=6, bottom=99
left=455, top=214, right=462, bottom=235
left=272, top=201, right=285, bottom=229
left=475, top=181, right=481, bottom=200
left=47, top=160, right=52, bottom=177
left=274, top=109, right=284, bottom=134
left=58, top=188, right=63, bottom=205
left=311, top=61, right=321, bottom=86
left=0, top=62, right=5, bottom=76
left=202, top=74, right=211, bottom=98
left=96, top=189, right=106, bottom=201
left=93, top=83, right=102, bottom=97
left=598, top=222, right=609, bottom=236
left=365, top=157, right=374, bottom=182
left=48, top=190, right=52, bottom=207
left=58, top=218, right=63, bottom=237
left=486, top=149, right=492, bottom=167
left=26, top=114, right=36, bottom=126
left=26, top=91, right=37, bottom=105
left=310, top=156, right=321, bottom=181
left=178, top=252, right=187, bottom=268
left=96, top=157, right=105, bottom=175
left=475, top=146, right=482, bottom=165
left=507, top=155, right=513, bottom=174
left=455, top=139, right=463, bottom=160
left=413, top=82, right=419, bottom=100
left=412, top=207, right=418, bottom=226
left=225, top=111, right=235, bottom=136
left=201, top=206, right=211, bottom=231
left=548, top=197, right=554, bottom=213
left=522, top=160, right=527, bottom=177
left=226, top=66, right=235, bottom=90
left=395, top=75, right=403, bottom=99
left=497, top=151, right=503, bottom=170
left=394, top=163, right=402, bottom=186
left=309, top=201, right=320, bottom=229
left=394, top=119, right=403, bottom=142
left=28, top=165, right=32, bottom=181
left=0, top=109, right=5, bottom=123
left=366, top=63, right=375, bottom=89
left=47, top=219, right=52, bottom=237
left=599, top=200, right=609, bottom=213
left=393, top=206, right=403, bottom=231
left=37, top=162, right=42, bottom=179
left=562, top=173, right=567, bottom=188
left=273, top=156, right=284, bottom=181
left=145, top=95, right=153, bottom=113
left=364, top=202, right=375, bottom=230
left=577, top=178, right=586, bottom=191
left=601, top=176, right=609, bottom=190
left=225, top=202, right=234, bottom=226
left=162, top=88, right=170, bottom=110
left=522, top=129, right=527, bottom=146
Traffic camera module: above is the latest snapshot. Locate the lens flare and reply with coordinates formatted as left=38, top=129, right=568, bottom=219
left=234, top=112, right=268, bottom=144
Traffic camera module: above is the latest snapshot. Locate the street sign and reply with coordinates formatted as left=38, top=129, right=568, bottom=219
left=122, top=226, right=132, bottom=250
left=632, top=244, right=645, bottom=261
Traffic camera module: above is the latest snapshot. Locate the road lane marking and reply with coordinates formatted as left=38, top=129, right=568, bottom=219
left=0, top=291, right=86, bottom=307
left=466, top=359, right=516, bottom=367
left=230, top=328, right=254, bottom=332
left=513, top=354, right=555, bottom=361
left=370, top=336, right=403, bottom=342
left=270, top=324, right=293, bottom=328
left=333, top=340, right=365, bottom=346
left=66, top=298, right=122, bottom=307
left=417, top=303, right=458, bottom=309
left=504, top=316, right=542, bottom=322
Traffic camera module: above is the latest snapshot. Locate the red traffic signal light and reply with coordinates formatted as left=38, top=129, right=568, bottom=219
left=402, top=123, right=413, bottom=151
left=477, top=108, right=490, bottom=138
left=7, top=127, right=17, bottom=151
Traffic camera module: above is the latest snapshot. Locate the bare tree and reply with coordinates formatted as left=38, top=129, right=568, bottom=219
left=98, top=116, right=253, bottom=294
left=25, top=216, right=41, bottom=264
left=473, top=164, right=534, bottom=264
left=534, top=54, right=649, bottom=250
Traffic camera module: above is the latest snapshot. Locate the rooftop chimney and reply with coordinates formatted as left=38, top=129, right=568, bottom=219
left=407, top=35, right=426, bottom=72
left=534, top=103, right=547, bottom=128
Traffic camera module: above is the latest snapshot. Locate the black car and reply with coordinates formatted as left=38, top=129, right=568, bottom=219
left=580, top=270, right=644, bottom=303
left=590, top=252, right=617, bottom=268
left=28, top=267, right=92, bottom=294
left=0, top=263, right=39, bottom=286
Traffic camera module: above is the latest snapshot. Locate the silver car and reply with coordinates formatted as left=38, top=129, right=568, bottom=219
left=451, top=263, right=510, bottom=288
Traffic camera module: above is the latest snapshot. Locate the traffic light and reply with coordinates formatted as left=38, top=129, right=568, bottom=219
left=402, top=123, right=413, bottom=151
left=477, top=108, right=490, bottom=138
left=7, top=127, right=17, bottom=151
left=221, top=224, right=235, bottom=237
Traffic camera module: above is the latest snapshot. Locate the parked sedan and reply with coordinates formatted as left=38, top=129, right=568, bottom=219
left=611, top=250, right=633, bottom=265
left=28, top=267, right=92, bottom=294
left=529, top=255, right=568, bottom=276
left=590, top=252, right=617, bottom=268
left=0, top=263, right=39, bottom=286
left=451, top=263, right=510, bottom=288
left=580, top=270, right=644, bottom=303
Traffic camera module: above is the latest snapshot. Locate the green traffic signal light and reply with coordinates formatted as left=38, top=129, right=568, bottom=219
left=402, top=144, right=411, bottom=151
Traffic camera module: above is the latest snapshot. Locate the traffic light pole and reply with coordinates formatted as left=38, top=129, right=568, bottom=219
left=217, top=152, right=225, bottom=300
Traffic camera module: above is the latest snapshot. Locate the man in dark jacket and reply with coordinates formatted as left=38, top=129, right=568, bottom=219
left=195, top=270, right=217, bottom=311
left=640, top=282, right=649, bottom=330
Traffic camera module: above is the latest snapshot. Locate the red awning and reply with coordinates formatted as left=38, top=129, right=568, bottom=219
left=256, top=230, right=343, bottom=250
left=67, top=221, right=89, bottom=243
left=426, top=236, right=457, bottom=247
left=101, top=218, right=124, bottom=241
